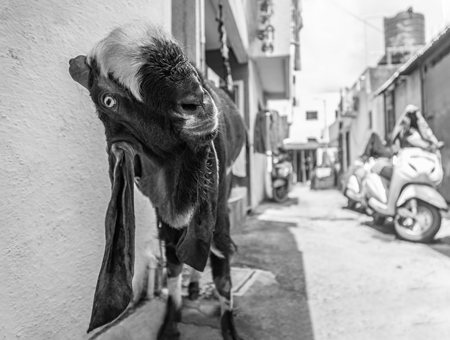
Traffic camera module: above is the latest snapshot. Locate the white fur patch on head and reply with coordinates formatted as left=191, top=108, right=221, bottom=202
left=87, top=21, right=172, bottom=102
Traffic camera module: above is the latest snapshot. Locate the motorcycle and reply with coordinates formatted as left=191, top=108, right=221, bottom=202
left=363, top=145, right=447, bottom=243
left=272, top=153, right=294, bottom=203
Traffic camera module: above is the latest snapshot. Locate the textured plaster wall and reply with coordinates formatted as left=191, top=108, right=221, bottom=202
left=0, top=1, right=170, bottom=339
left=248, top=61, right=269, bottom=205
left=374, top=95, right=386, bottom=139
left=349, top=88, right=370, bottom=163
left=423, top=49, right=450, bottom=201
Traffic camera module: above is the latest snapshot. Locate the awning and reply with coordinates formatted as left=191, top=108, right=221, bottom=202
left=283, top=140, right=326, bottom=150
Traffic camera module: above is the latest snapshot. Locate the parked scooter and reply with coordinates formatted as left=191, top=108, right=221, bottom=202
left=343, top=132, right=392, bottom=212
left=344, top=157, right=375, bottom=211
left=272, top=152, right=294, bottom=202
left=364, top=145, right=447, bottom=243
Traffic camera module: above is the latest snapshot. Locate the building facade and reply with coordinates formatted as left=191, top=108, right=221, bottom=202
left=284, top=95, right=335, bottom=182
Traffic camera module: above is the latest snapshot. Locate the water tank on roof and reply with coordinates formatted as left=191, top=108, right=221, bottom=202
left=384, top=7, right=425, bottom=50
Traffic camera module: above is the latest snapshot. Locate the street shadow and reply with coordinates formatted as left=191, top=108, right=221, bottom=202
left=361, top=218, right=395, bottom=235
left=230, top=214, right=315, bottom=340
left=428, top=235, right=450, bottom=258
left=261, top=196, right=299, bottom=208
left=362, top=218, right=450, bottom=258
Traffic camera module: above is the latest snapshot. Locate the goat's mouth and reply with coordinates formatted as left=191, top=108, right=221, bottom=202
left=180, top=118, right=218, bottom=144
left=186, top=117, right=218, bottom=135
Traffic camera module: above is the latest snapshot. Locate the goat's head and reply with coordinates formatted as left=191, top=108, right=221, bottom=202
left=69, top=22, right=218, bottom=152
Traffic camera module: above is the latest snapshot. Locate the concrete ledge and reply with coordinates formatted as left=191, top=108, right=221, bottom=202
left=89, top=298, right=166, bottom=340
left=87, top=267, right=275, bottom=340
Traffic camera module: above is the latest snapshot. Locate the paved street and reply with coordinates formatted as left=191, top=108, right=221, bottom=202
left=250, top=184, right=450, bottom=340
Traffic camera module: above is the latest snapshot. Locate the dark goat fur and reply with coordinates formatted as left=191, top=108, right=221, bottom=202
left=69, top=22, right=245, bottom=339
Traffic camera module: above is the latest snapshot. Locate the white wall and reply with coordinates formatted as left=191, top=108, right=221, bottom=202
left=0, top=1, right=170, bottom=339
left=371, top=94, right=386, bottom=139
left=289, top=94, right=339, bottom=144
left=248, top=61, right=269, bottom=205
left=394, top=71, right=422, bottom=121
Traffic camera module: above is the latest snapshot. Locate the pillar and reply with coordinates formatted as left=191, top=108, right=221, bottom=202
left=171, top=0, right=205, bottom=73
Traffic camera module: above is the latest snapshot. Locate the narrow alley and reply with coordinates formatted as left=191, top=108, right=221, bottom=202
left=98, top=184, right=450, bottom=340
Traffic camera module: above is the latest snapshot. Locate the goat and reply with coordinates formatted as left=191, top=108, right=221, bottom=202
left=69, top=22, right=245, bottom=340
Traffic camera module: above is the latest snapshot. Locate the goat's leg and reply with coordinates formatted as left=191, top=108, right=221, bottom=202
left=157, top=243, right=183, bottom=340
left=210, top=242, right=242, bottom=340
left=186, top=267, right=201, bottom=300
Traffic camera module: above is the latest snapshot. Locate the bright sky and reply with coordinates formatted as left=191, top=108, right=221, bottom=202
left=287, top=0, right=450, bottom=129
left=299, top=0, right=450, bottom=95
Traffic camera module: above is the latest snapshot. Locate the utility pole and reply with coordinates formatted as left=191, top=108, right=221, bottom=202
left=313, top=97, right=328, bottom=147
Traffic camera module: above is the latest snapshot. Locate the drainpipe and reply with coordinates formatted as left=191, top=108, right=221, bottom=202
left=420, top=62, right=425, bottom=115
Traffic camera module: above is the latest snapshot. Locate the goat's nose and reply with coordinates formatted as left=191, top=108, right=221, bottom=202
left=179, top=89, right=205, bottom=115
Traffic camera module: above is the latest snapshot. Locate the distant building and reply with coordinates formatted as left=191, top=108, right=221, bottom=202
left=330, top=66, right=397, bottom=172
left=330, top=7, right=427, bottom=175
left=283, top=95, right=337, bottom=182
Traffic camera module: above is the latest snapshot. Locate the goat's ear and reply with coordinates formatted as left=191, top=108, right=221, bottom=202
left=88, top=142, right=136, bottom=332
left=69, top=55, right=90, bottom=90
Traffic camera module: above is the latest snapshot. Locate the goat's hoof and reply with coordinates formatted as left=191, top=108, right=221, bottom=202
left=221, top=310, right=243, bottom=340
left=157, top=323, right=180, bottom=340
left=188, top=282, right=200, bottom=300
left=157, top=297, right=181, bottom=340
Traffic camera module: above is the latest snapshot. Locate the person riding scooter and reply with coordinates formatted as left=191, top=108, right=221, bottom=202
left=391, top=104, right=443, bottom=151
left=370, top=105, right=443, bottom=180
left=363, top=105, right=447, bottom=243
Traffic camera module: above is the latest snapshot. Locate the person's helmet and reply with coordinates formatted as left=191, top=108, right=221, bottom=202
left=404, top=104, right=419, bottom=114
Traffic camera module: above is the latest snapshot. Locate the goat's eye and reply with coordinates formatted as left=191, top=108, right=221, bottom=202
left=102, top=94, right=117, bottom=108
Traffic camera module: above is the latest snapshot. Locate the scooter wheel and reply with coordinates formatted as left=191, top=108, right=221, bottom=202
left=394, top=200, right=441, bottom=243
left=273, top=185, right=288, bottom=203
left=346, top=199, right=357, bottom=210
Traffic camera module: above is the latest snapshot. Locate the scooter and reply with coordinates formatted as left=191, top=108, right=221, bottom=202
left=272, top=154, right=294, bottom=203
left=363, top=146, right=448, bottom=243
left=344, top=157, right=377, bottom=211
left=343, top=131, right=392, bottom=212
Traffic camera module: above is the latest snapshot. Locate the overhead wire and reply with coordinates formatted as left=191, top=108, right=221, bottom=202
left=322, top=0, right=384, bottom=34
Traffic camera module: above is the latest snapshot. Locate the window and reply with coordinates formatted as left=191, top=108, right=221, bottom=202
left=307, top=138, right=317, bottom=143
left=306, top=111, right=318, bottom=120
left=352, top=97, right=359, bottom=111
left=369, top=110, right=373, bottom=129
